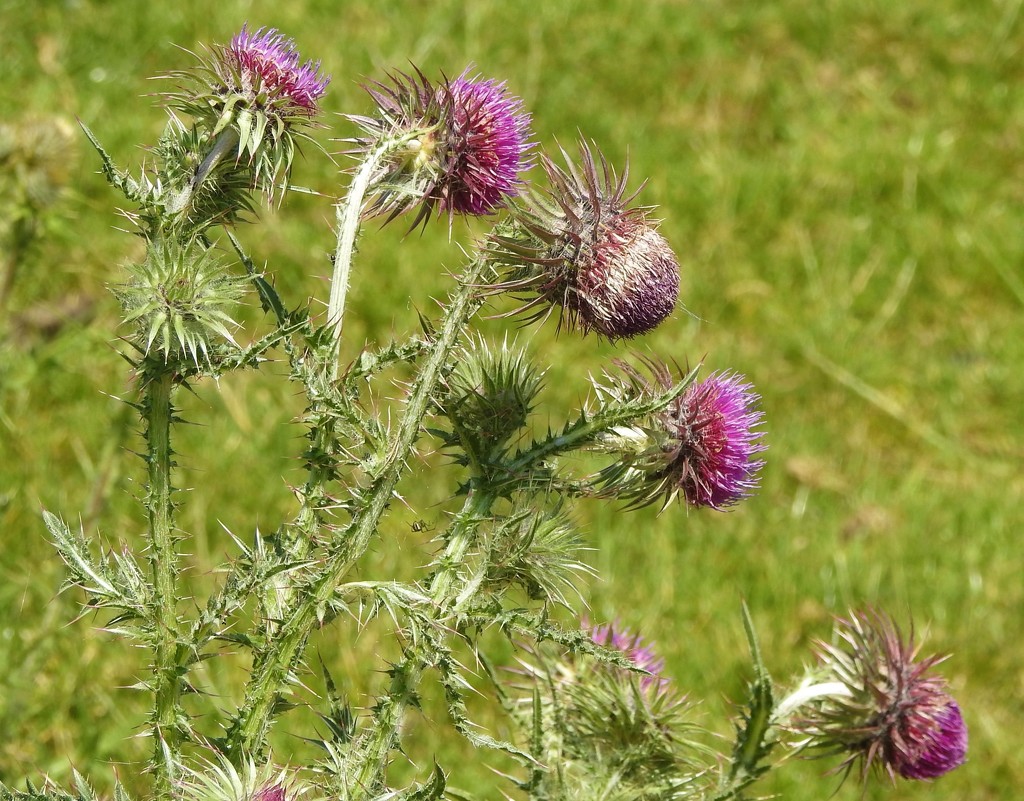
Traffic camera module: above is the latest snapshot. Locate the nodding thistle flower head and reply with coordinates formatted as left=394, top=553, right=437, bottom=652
left=165, top=25, right=329, bottom=197
left=113, top=237, right=247, bottom=370
left=488, top=140, right=680, bottom=340
left=594, top=361, right=766, bottom=510
left=351, top=66, right=531, bottom=225
left=784, top=610, right=968, bottom=783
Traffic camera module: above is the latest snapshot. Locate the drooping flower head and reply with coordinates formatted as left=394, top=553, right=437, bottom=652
left=488, top=140, right=680, bottom=340
left=165, top=25, right=330, bottom=198
left=788, top=609, right=968, bottom=783
left=351, top=66, right=532, bottom=225
left=593, top=361, right=766, bottom=510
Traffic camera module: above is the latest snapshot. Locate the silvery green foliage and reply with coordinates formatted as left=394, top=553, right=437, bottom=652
left=6, top=27, right=964, bottom=801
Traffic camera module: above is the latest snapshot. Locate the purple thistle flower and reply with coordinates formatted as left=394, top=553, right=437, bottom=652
left=894, top=698, right=968, bottom=780
left=351, top=66, right=531, bottom=226
left=253, top=785, right=287, bottom=801
left=588, top=620, right=668, bottom=692
left=590, top=362, right=766, bottom=510
left=437, top=71, right=532, bottom=215
left=791, top=609, right=968, bottom=783
left=488, top=141, right=680, bottom=340
left=226, top=26, right=330, bottom=116
left=669, top=371, right=767, bottom=509
left=163, top=25, right=329, bottom=200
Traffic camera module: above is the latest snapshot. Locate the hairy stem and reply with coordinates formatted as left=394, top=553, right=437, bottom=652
left=226, top=257, right=488, bottom=760
left=143, top=369, right=182, bottom=799
left=327, top=136, right=416, bottom=377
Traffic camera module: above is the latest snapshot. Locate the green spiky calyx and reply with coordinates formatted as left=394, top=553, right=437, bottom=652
left=442, top=339, right=545, bottom=461
left=114, top=237, right=247, bottom=370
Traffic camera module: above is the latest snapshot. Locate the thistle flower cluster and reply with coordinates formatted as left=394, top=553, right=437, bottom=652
left=21, top=22, right=970, bottom=801
left=783, top=610, right=968, bottom=783
left=349, top=67, right=532, bottom=225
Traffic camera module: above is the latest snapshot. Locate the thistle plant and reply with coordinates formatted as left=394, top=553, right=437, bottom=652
left=10, top=24, right=967, bottom=801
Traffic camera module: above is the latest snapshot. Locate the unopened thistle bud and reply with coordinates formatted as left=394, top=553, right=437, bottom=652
left=782, top=609, right=968, bottom=783
left=113, top=237, right=247, bottom=369
left=595, top=361, right=766, bottom=510
left=165, top=25, right=329, bottom=197
left=350, top=67, right=532, bottom=224
left=489, top=140, right=680, bottom=340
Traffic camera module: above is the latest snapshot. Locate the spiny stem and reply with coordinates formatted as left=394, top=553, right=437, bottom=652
left=226, top=256, right=489, bottom=760
left=428, top=486, right=496, bottom=605
left=342, top=487, right=497, bottom=792
left=143, top=369, right=182, bottom=800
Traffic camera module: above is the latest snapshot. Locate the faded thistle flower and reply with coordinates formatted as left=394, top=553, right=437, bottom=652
left=165, top=25, right=330, bottom=197
left=350, top=67, right=532, bottom=225
left=488, top=140, right=680, bottom=340
left=783, top=609, right=968, bottom=783
left=595, top=361, right=766, bottom=510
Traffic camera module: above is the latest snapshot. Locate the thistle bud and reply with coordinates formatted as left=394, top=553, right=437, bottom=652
left=442, top=339, right=544, bottom=456
left=113, top=238, right=247, bottom=370
left=783, top=609, right=968, bottom=783
left=350, top=67, right=532, bottom=225
left=489, top=140, right=680, bottom=340
left=523, top=619, right=694, bottom=794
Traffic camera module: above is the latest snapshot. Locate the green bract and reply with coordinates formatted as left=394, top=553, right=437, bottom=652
left=114, top=237, right=247, bottom=369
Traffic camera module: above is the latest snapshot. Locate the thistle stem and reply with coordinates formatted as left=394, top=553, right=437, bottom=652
left=428, top=487, right=495, bottom=605
left=327, top=135, right=416, bottom=377
left=774, top=680, right=851, bottom=720
left=143, top=369, right=182, bottom=799
left=340, top=487, right=496, bottom=792
left=227, top=256, right=488, bottom=760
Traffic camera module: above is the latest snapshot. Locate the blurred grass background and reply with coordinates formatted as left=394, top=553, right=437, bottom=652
left=1, top=0, right=1021, bottom=798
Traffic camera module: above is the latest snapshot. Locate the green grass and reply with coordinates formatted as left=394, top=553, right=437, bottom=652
left=1, top=0, right=1022, bottom=798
